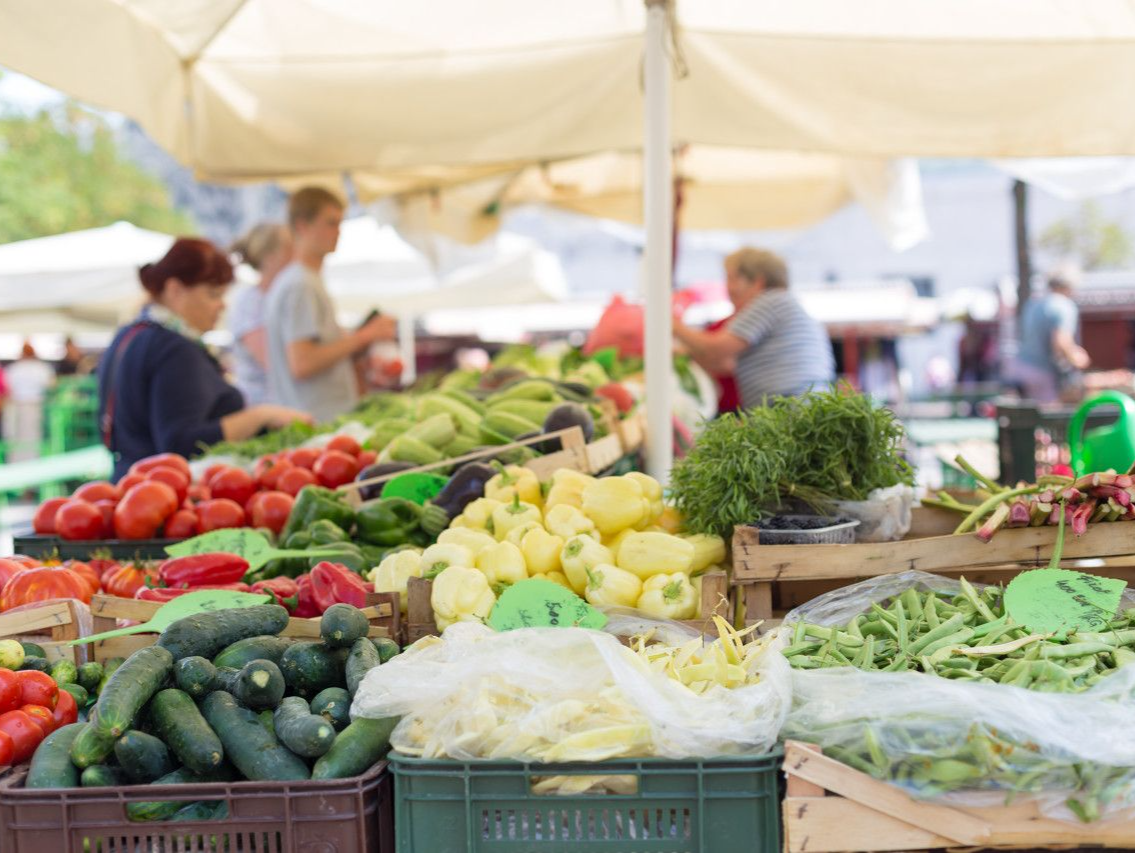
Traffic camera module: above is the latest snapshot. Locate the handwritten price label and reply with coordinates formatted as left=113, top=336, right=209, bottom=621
left=1004, top=568, right=1127, bottom=633
left=489, top=579, right=608, bottom=632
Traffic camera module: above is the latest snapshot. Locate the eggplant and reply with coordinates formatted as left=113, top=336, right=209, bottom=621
left=432, top=462, right=497, bottom=520
left=355, top=461, right=416, bottom=501
left=540, top=403, right=594, bottom=453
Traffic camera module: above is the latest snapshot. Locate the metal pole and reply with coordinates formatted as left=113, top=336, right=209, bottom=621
left=643, top=0, right=674, bottom=483
left=399, top=314, right=417, bottom=386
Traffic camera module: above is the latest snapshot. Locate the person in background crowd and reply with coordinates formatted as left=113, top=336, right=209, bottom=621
left=5, top=341, right=55, bottom=462
left=1009, top=265, right=1089, bottom=403
left=673, top=247, right=835, bottom=408
left=265, top=186, right=398, bottom=422
left=56, top=337, right=86, bottom=376
left=229, top=223, right=294, bottom=405
left=98, top=238, right=310, bottom=480
left=702, top=316, right=740, bottom=414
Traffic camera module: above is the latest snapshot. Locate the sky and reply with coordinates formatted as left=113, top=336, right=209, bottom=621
left=0, top=69, right=64, bottom=111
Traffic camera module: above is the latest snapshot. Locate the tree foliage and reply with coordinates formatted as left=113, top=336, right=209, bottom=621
left=1038, top=200, right=1133, bottom=271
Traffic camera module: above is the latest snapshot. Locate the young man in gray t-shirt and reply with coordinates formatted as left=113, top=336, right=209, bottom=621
left=265, top=187, right=397, bottom=423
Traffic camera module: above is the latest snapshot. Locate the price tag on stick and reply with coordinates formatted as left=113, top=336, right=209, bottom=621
left=489, top=579, right=608, bottom=632
left=1004, top=568, right=1127, bottom=634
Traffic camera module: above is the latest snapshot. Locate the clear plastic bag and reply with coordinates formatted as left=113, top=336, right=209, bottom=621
left=352, top=622, right=791, bottom=762
left=831, top=483, right=915, bottom=542
left=782, top=571, right=1135, bottom=822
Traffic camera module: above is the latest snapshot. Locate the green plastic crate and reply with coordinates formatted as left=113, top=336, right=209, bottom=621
left=390, top=749, right=782, bottom=853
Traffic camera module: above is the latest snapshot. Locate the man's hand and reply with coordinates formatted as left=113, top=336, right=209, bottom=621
left=356, top=314, right=397, bottom=347
left=1069, top=345, right=1091, bottom=370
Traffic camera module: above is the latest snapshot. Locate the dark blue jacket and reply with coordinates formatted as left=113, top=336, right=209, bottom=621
left=98, top=321, right=243, bottom=481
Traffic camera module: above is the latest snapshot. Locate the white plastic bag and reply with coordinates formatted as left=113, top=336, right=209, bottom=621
left=831, top=483, right=915, bottom=542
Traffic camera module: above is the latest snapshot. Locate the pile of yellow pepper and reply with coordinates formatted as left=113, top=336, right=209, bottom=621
left=369, top=466, right=728, bottom=630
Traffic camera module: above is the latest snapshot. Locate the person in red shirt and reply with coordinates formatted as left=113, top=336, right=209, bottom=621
left=704, top=315, right=740, bottom=413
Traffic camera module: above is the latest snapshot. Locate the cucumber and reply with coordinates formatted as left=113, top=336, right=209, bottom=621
left=258, top=709, right=276, bottom=737
left=49, top=659, right=78, bottom=685
left=20, top=641, right=46, bottom=658
left=320, top=604, right=370, bottom=649
left=372, top=637, right=400, bottom=664
left=98, top=657, right=126, bottom=693
left=61, top=682, right=89, bottom=707
left=19, top=656, right=50, bottom=672
left=345, top=638, right=381, bottom=697
left=126, top=766, right=236, bottom=823
left=158, top=605, right=289, bottom=661
left=279, top=642, right=345, bottom=697
left=233, top=660, right=285, bottom=711
left=70, top=718, right=117, bottom=768
left=174, top=656, right=217, bottom=699
left=77, top=662, right=104, bottom=694
left=25, top=723, right=85, bottom=788
left=202, top=691, right=309, bottom=782
left=92, top=646, right=173, bottom=738
left=273, top=696, right=336, bottom=759
left=171, top=800, right=228, bottom=822
left=312, top=717, right=398, bottom=780
left=212, top=635, right=294, bottom=670
left=149, top=688, right=224, bottom=774
left=81, top=765, right=128, bottom=788
left=115, top=730, right=176, bottom=784
left=310, top=687, right=351, bottom=732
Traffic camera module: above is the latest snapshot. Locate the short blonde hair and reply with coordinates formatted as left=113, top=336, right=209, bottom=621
left=288, top=186, right=344, bottom=227
left=230, top=223, right=288, bottom=271
left=725, top=247, right=789, bottom=290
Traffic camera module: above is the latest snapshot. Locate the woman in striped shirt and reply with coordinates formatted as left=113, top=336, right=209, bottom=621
left=674, top=248, right=834, bottom=408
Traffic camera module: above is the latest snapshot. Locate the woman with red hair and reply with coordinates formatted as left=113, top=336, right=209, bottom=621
left=98, top=238, right=309, bottom=480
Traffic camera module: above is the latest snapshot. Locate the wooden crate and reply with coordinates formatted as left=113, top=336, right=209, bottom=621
left=403, top=571, right=732, bottom=644
left=782, top=740, right=1135, bottom=852
left=0, top=600, right=83, bottom=665
left=87, top=592, right=400, bottom=663
left=733, top=505, right=1135, bottom=622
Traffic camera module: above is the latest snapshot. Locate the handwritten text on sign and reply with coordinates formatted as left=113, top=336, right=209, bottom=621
left=1004, top=568, right=1127, bottom=633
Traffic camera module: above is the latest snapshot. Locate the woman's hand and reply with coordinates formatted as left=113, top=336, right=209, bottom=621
left=255, top=405, right=314, bottom=430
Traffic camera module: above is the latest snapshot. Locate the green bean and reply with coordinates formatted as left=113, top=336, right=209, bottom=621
left=969, top=613, right=1010, bottom=640
left=907, top=613, right=966, bottom=655
left=846, top=615, right=863, bottom=640
left=896, top=599, right=909, bottom=654
left=1040, top=641, right=1117, bottom=659
left=802, top=623, right=864, bottom=648
left=920, top=629, right=974, bottom=657
left=923, top=593, right=940, bottom=629
left=792, top=621, right=806, bottom=645
left=782, top=642, right=822, bottom=658
left=959, top=577, right=997, bottom=622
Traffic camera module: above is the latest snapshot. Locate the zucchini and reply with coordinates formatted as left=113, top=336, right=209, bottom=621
left=81, top=765, right=128, bottom=788
left=212, top=635, right=294, bottom=670
left=149, top=688, right=224, bottom=774
left=126, top=766, right=236, bottom=823
left=312, top=717, right=398, bottom=780
left=273, top=696, right=336, bottom=759
left=115, top=730, right=176, bottom=784
left=310, top=687, right=351, bottom=732
left=202, top=691, right=309, bottom=782
left=213, top=660, right=285, bottom=711
left=19, top=656, right=50, bottom=673
left=258, top=709, right=276, bottom=737
left=97, top=657, right=126, bottom=693
left=345, top=638, right=381, bottom=697
left=77, top=661, right=104, bottom=694
left=157, top=604, right=289, bottom=661
left=20, top=641, right=46, bottom=658
left=320, top=604, right=370, bottom=649
left=61, top=682, right=89, bottom=707
left=92, top=646, right=173, bottom=738
left=171, top=800, right=228, bottom=822
left=372, top=637, right=400, bottom=664
left=50, top=659, right=78, bottom=685
left=279, top=642, right=345, bottom=697
left=174, top=656, right=217, bottom=699
left=69, top=717, right=117, bottom=768
left=26, top=723, right=85, bottom=788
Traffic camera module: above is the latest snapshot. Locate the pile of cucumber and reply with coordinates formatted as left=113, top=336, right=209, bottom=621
left=24, top=602, right=400, bottom=822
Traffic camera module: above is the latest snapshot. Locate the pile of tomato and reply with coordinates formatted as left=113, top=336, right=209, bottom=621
left=0, top=669, right=76, bottom=764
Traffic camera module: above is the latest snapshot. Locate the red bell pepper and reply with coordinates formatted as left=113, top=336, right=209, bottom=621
left=293, top=574, right=321, bottom=618
left=251, top=577, right=299, bottom=612
left=310, top=561, right=371, bottom=611
left=157, top=553, right=249, bottom=588
left=135, top=582, right=251, bottom=603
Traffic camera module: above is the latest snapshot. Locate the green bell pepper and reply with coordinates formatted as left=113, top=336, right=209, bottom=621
left=308, top=518, right=352, bottom=546
left=307, top=541, right=366, bottom=573
left=280, top=485, right=356, bottom=541
left=356, top=497, right=423, bottom=547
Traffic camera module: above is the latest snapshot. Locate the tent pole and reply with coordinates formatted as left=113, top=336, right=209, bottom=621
left=399, top=314, right=417, bottom=386
left=643, top=0, right=674, bottom=483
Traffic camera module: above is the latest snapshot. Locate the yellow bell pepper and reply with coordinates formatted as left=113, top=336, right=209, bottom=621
left=455, top=498, right=502, bottom=533
left=543, top=469, right=596, bottom=512
left=484, top=465, right=543, bottom=506
left=491, top=495, right=543, bottom=541
left=371, top=549, right=423, bottom=614
left=544, top=503, right=599, bottom=541
left=602, top=528, right=636, bottom=563
left=560, top=535, right=614, bottom=595
left=656, top=505, right=685, bottom=534
left=436, top=527, right=497, bottom=558
left=636, top=572, right=699, bottom=620
left=616, top=531, right=696, bottom=579
left=504, top=521, right=544, bottom=548
left=583, top=563, right=642, bottom=608
left=476, top=541, right=529, bottom=590
left=541, top=571, right=574, bottom=591
left=625, top=472, right=665, bottom=528
left=520, top=527, right=564, bottom=575
left=581, top=476, right=650, bottom=536
left=418, top=543, right=475, bottom=580
left=431, top=566, right=496, bottom=630
left=682, top=533, right=727, bottom=574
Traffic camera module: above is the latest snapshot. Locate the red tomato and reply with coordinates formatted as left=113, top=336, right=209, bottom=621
left=277, top=467, right=318, bottom=497
left=313, top=450, right=360, bottom=488
left=16, top=670, right=58, bottom=709
left=7, top=556, right=39, bottom=567
left=87, top=554, right=119, bottom=581
left=54, top=500, right=105, bottom=541
left=164, top=509, right=199, bottom=539
left=0, top=711, right=41, bottom=764
left=250, top=491, right=294, bottom=535
left=129, top=453, right=191, bottom=479
left=51, top=689, right=78, bottom=728
left=357, top=450, right=377, bottom=467
left=257, top=457, right=294, bottom=490
left=0, top=670, right=19, bottom=714
left=288, top=447, right=321, bottom=470
left=146, top=466, right=189, bottom=504
left=73, top=481, right=117, bottom=503
left=32, top=498, right=69, bottom=535
left=1, top=567, right=92, bottom=609
left=187, top=483, right=212, bottom=503
left=196, top=499, right=246, bottom=533
left=21, top=704, right=55, bottom=736
left=64, top=561, right=100, bottom=596
left=0, top=730, right=12, bottom=766
left=0, top=560, right=30, bottom=596
left=115, top=473, right=146, bottom=498
left=200, top=464, right=227, bottom=486
left=208, top=467, right=256, bottom=507
left=114, top=481, right=179, bottom=540
left=326, top=435, right=362, bottom=457
left=92, top=500, right=117, bottom=538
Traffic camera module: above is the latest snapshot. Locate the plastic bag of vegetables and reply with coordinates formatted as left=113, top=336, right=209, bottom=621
left=351, top=618, right=790, bottom=763
left=781, top=571, right=1135, bottom=823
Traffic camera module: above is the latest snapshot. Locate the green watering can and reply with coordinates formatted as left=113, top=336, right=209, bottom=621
left=1068, top=391, right=1135, bottom=476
